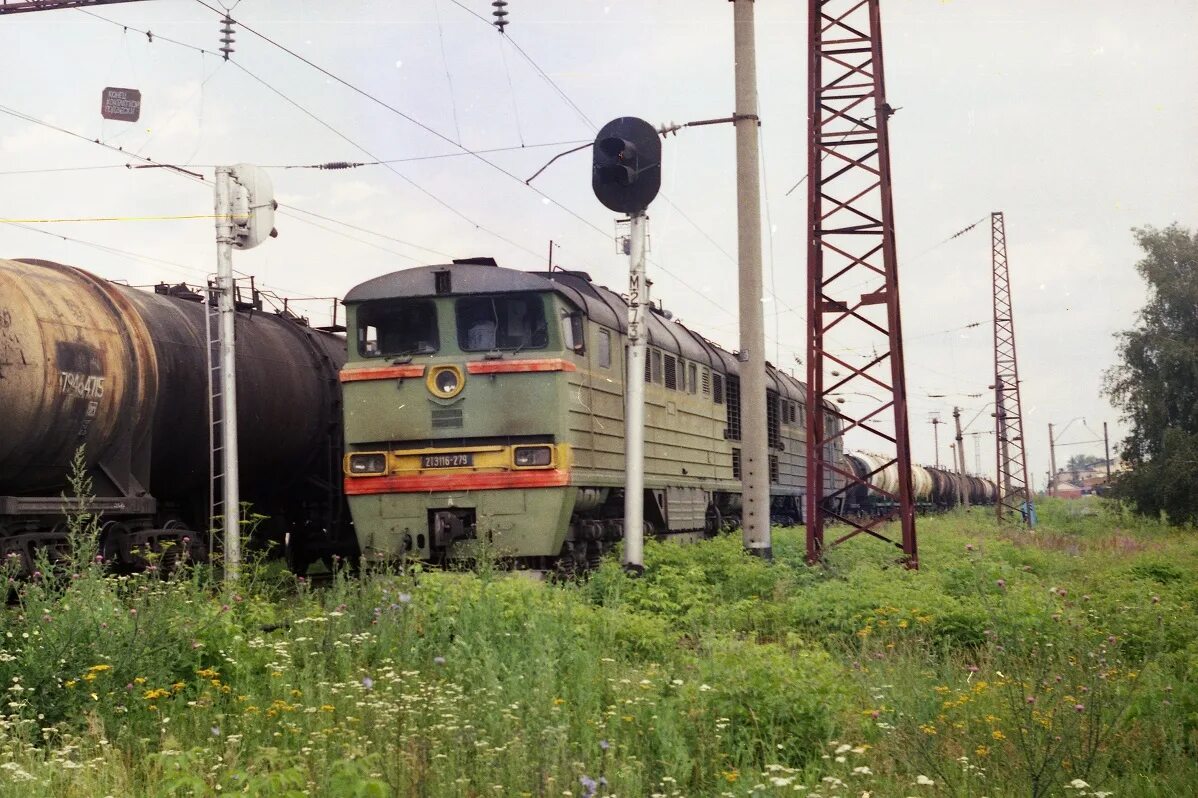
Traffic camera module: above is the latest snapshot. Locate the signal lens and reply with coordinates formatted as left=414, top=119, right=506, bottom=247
left=513, top=446, right=553, bottom=468
left=349, top=453, right=386, bottom=475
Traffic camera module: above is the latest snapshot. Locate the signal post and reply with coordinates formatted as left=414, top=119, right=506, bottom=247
left=591, top=117, right=661, bottom=574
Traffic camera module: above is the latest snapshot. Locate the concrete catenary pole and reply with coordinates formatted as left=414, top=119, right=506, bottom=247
left=930, top=417, right=941, bottom=468
left=953, top=406, right=969, bottom=508
left=732, top=0, right=770, bottom=558
left=622, top=211, right=649, bottom=573
left=214, top=166, right=241, bottom=582
left=1047, top=422, right=1057, bottom=497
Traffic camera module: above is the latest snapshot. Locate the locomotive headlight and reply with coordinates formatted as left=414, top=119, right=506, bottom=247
left=348, top=453, right=387, bottom=475
left=427, top=365, right=465, bottom=399
left=513, top=445, right=553, bottom=468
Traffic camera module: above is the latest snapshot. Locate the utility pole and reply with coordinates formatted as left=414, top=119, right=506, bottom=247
left=1047, top=422, right=1057, bottom=497
left=991, top=211, right=1034, bottom=527
left=213, top=167, right=241, bottom=582
left=210, top=164, right=276, bottom=584
left=953, top=406, right=969, bottom=507
left=806, top=0, right=917, bottom=568
left=732, top=0, right=770, bottom=559
left=1103, top=421, right=1112, bottom=482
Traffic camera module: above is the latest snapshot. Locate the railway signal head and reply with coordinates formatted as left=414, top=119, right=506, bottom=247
left=592, top=116, right=661, bottom=214
left=229, top=163, right=278, bottom=250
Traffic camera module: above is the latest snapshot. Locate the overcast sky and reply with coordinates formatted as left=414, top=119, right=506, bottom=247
left=2, top=0, right=1196, bottom=489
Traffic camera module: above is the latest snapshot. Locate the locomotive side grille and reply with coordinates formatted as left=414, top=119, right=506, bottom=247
left=725, top=376, right=741, bottom=440
left=664, top=354, right=677, bottom=390
left=767, top=391, right=781, bottom=449
left=431, top=408, right=463, bottom=429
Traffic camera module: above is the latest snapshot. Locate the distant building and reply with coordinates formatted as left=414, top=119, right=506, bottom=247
left=1049, top=457, right=1123, bottom=498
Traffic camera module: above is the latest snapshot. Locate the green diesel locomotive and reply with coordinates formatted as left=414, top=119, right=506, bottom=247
left=340, top=258, right=846, bottom=568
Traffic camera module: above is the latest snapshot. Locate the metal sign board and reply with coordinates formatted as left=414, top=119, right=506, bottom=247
left=100, top=87, right=141, bottom=122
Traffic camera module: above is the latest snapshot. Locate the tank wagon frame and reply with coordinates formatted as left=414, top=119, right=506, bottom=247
left=340, top=259, right=848, bottom=569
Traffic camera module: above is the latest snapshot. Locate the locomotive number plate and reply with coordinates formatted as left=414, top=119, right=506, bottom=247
left=421, top=453, right=473, bottom=469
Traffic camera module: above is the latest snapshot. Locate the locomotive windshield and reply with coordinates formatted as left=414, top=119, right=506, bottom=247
left=357, top=299, right=439, bottom=357
left=456, top=295, right=548, bottom=352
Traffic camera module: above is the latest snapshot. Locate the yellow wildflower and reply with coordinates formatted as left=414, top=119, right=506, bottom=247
left=64, top=680, right=77, bottom=689
left=992, top=729, right=1006, bottom=741
left=723, top=769, right=739, bottom=783
left=87, top=664, right=112, bottom=673
left=143, top=688, right=170, bottom=700
left=320, top=705, right=335, bottom=712
left=196, top=667, right=219, bottom=679
left=133, top=677, right=146, bottom=685
left=975, top=745, right=990, bottom=757
left=553, top=697, right=566, bottom=706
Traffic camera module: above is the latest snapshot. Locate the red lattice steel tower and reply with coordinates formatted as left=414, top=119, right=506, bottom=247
left=805, top=0, right=917, bottom=568
left=990, top=211, right=1035, bottom=526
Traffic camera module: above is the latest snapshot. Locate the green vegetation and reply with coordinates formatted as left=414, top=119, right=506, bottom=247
left=1106, top=223, right=1198, bottom=524
left=2, top=497, right=1197, bottom=797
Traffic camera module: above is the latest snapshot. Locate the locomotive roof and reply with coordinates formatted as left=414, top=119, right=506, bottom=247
left=344, top=262, right=815, bottom=405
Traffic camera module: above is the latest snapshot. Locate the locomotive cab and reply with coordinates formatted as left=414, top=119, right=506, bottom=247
left=340, top=263, right=583, bottom=564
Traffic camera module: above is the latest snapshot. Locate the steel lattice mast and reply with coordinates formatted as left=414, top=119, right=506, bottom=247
left=805, top=0, right=917, bottom=568
left=990, top=211, right=1034, bottom=526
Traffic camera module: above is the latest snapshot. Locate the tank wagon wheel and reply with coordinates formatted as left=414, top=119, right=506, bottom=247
left=99, top=521, right=133, bottom=569
left=704, top=504, right=723, bottom=538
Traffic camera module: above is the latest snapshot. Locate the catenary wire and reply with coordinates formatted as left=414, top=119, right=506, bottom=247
left=188, top=0, right=737, bottom=319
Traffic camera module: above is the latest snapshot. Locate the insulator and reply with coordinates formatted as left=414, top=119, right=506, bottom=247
left=219, top=15, right=236, bottom=61
left=492, top=0, right=509, bottom=32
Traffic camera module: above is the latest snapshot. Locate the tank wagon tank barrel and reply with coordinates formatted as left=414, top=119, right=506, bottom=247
left=0, top=258, right=354, bottom=573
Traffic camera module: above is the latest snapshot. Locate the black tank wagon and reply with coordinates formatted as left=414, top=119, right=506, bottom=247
left=0, top=258, right=353, bottom=572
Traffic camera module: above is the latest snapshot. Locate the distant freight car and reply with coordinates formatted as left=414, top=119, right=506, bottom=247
left=0, top=258, right=355, bottom=572
left=842, top=451, right=998, bottom=515
left=339, top=259, right=848, bottom=570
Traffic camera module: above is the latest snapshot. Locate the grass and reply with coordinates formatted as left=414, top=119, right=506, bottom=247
left=1, top=496, right=1197, bottom=797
